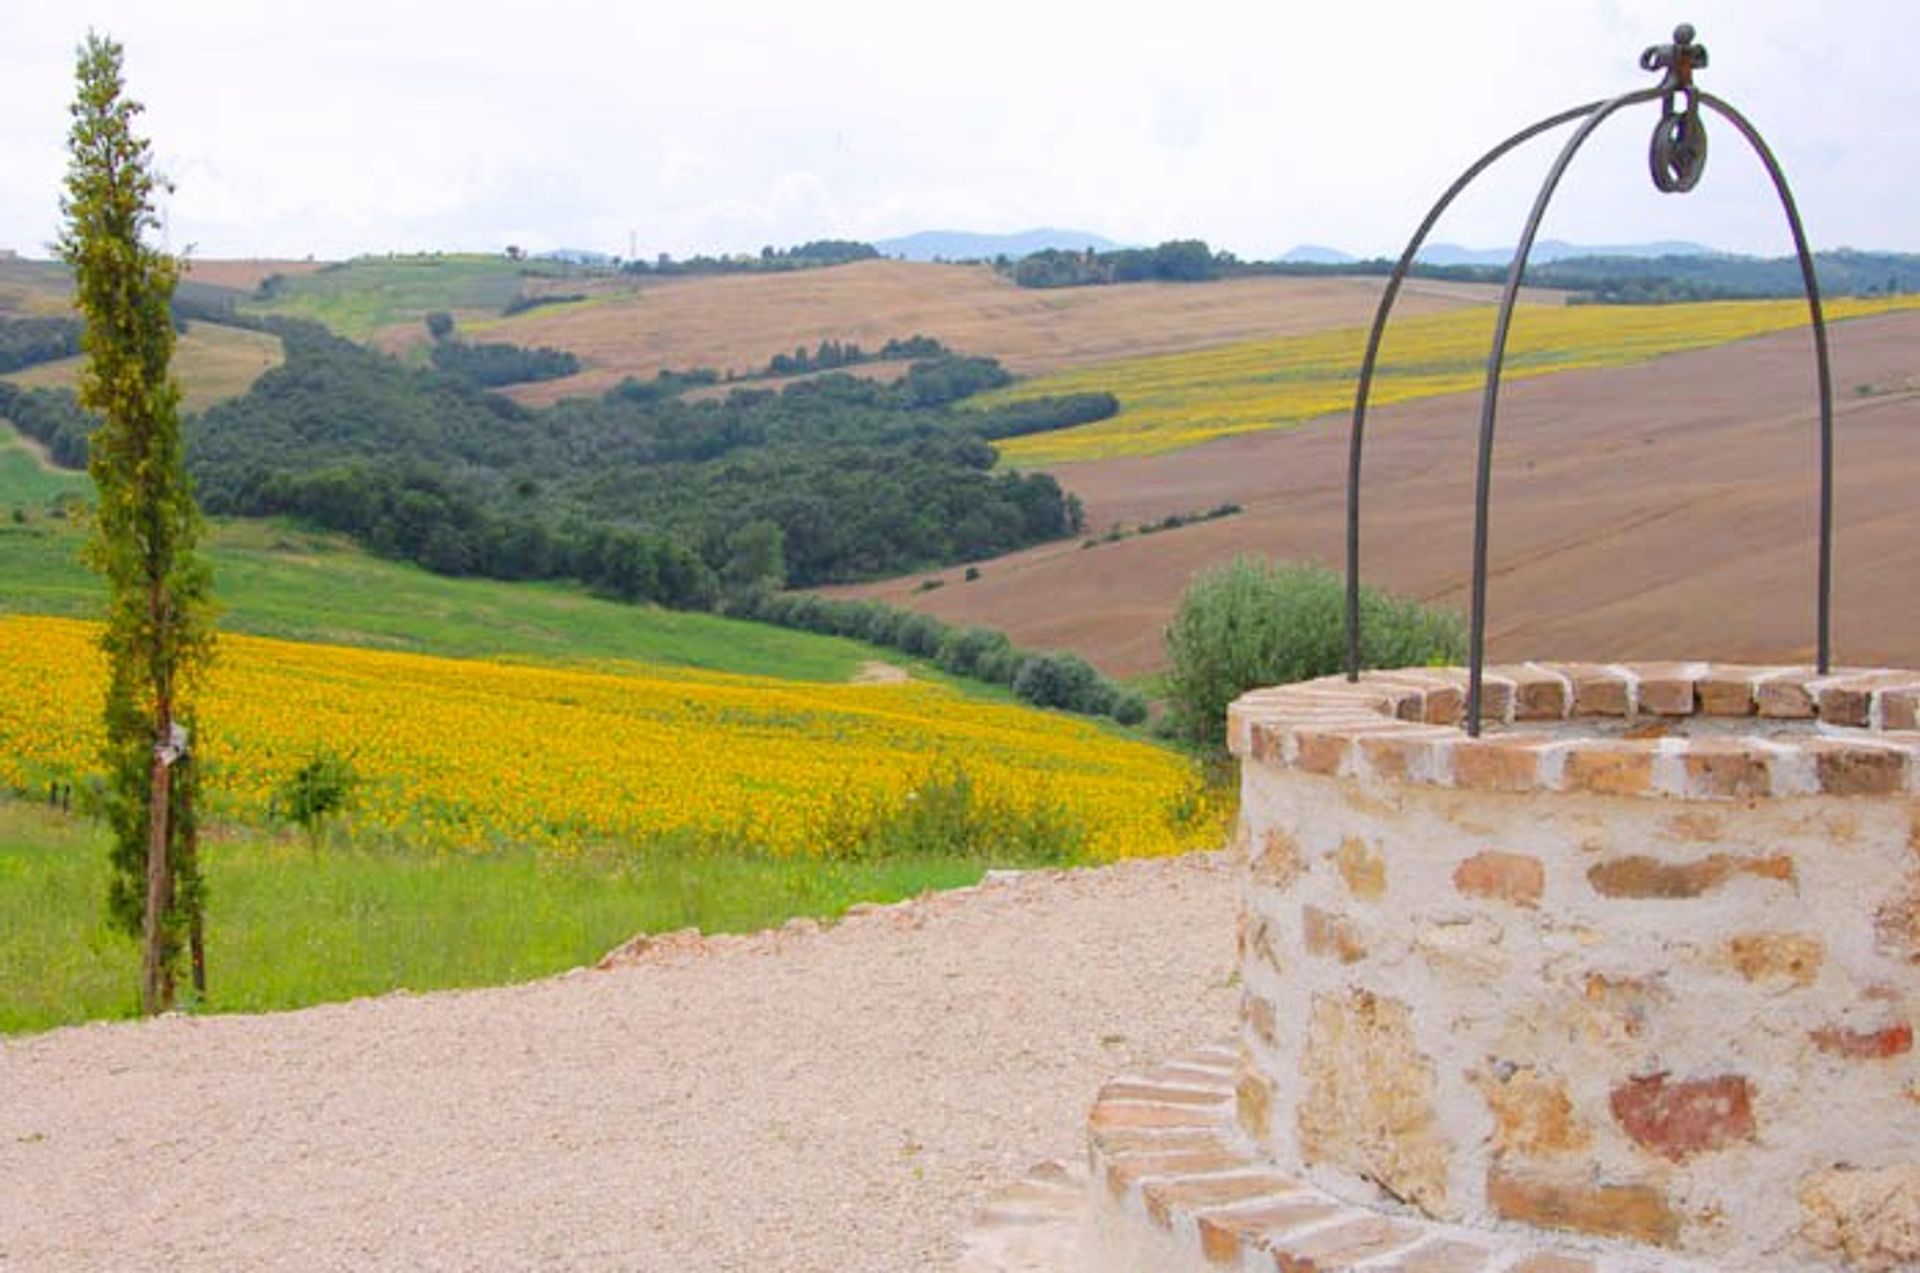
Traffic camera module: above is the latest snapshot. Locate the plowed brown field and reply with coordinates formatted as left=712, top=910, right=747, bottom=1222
left=833, top=311, right=1920, bottom=678
left=182, top=259, right=330, bottom=292
left=433, top=260, right=1551, bottom=406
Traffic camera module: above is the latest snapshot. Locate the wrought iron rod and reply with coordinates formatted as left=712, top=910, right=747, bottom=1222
left=1345, top=101, right=1606, bottom=682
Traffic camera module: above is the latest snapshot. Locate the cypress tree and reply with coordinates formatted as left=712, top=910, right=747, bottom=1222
left=59, top=32, right=216, bottom=1013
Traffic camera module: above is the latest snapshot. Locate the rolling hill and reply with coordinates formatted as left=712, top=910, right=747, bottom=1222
left=830, top=309, right=1920, bottom=678
left=437, top=259, right=1544, bottom=406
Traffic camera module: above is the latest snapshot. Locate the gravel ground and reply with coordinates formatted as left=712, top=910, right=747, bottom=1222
left=0, top=852, right=1237, bottom=1271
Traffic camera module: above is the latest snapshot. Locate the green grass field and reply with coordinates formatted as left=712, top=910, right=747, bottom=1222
left=0, top=514, right=880, bottom=682
left=243, top=253, right=604, bottom=341
left=0, top=801, right=984, bottom=1034
left=0, top=431, right=86, bottom=507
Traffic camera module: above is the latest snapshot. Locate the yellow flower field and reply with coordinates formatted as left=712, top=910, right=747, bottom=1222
left=985, top=295, right=1920, bottom=464
left=0, top=615, right=1220, bottom=861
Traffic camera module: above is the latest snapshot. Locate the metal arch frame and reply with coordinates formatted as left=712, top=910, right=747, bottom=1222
left=1342, top=87, right=1834, bottom=738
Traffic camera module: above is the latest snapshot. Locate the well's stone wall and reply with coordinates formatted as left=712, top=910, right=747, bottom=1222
left=1228, top=663, right=1920, bottom=1270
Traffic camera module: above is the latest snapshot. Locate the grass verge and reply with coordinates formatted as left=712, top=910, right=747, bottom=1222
left=0, top=801, right=990, bottom=1035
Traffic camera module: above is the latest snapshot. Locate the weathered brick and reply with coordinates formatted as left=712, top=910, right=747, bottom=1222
left=1635, top=663, right=1700, bottom=715
left=1387, top=1239, right=1499, bottom=1272
left=1886, top=690, right=1920, bottom=732
left=1195, top=1199, right=1339, bottom=1265
left=1488, top=664, right=1570, bottom=720
left=1303, top=904, right=1367, bottom=964
left=1811, top=1022, right=1913, bottom=1060
left=1092, top=1128, right=1232, bottom=1157
left=1301, top=990, right=1450, bottom=1216
left=1696, top=667, right=1763, bottom=715
left=1609, top=1073, right=1756, bottom=1161
left=1681, top=739, right=1772, bottom=798
left=1141, top=1170, right=1299, bottom=1230
left=1485, top=1167, right=1679, bottom=1246
left=1090, top=1101, right=1215, bottom=1132
left=1106, top=1148, right=1250, bottom=1200
left=1422, top=685, right=1464, bottom=726
left=1756, top=671, right=1819, bottom=718
left=1564, top=745, right=1654, bottom=795
left=1507, top=1256, right=1599, bottom=1273
left=1237, top=1070, right=1274, bottom=1141
left=1800, top=1163, right=1920, bottom=1271
left=1245, top=991, right=1278, bottom=1047
left=1818, top=684, right=1873, bottom=726
left=1728, top=932, right=1824, bottom=986
left=1453, top=850, right=1545, bottom=907
left=1336, top=834, right=1387, bottom=901
left=1878, top=878, right=1920, bottom=963
left=1295, top=728, right=1353, bottom=775
left=1269, top=1215, right=1423, bottom=1266
left=1253, top=828, right=1305, bottom=890
left=1568, top=668, right=1632, bottom=717
left=1475, top=1065, right=1589, bottom=1156
left=1588, top=853, right=1795, bottom=899
left=1450, top=736, right=1548, bottom=792
left=1099, top=1081, right=1232, bottom=1107
left=1806, top=740, right=1908, bottom=796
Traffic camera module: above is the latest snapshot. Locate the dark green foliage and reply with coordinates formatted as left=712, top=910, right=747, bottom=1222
left=623, top=239, right=879, bottom=276
left=1012, top=651, right=1111, bottom=714
left=968, top=392, right=1119, bottom=440
left=935, top=626, right=1011, bottom=678
left=1011, top=240, right=1225, bottom=288
left=423, top=310, right=454, bottom=341
left=1163, top=557, right=1465, bottom=747
left=427, top=338, right=579, bottom=387
left=0, top=316, right=84, bottom=372
left=60, top=32, right=215, bottom=1009
left=1081, top=501, right=1242, bottom=549
left=0, top=384, right=94, bottom=468
left=185, top=327, right=1078, bottom=600
left=499, top=291, right=585, bottom=317
left=273, top=749, right=356, bottom=850
left=898, top=355, right=1012, bottom=406
left=733, top=592, right=1140, bottom=722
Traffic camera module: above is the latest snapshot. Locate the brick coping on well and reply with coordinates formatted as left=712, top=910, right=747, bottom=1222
left=1226, top=663, right=1920, bottom=801
left=1089, top=1043, right=1711, bottom=1272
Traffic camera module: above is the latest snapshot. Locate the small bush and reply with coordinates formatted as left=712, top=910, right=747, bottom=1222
left=272, top=749, right=358, bottom=850
left=1163, top=557, right=1464, bottom=747
left=893, top=612, right=948, bottom=659
left=935, top=626, right=1011, bottom=678
left=824, top=760, right=1084, bottom=866
left=1012, top=651, right=1106, bottom=712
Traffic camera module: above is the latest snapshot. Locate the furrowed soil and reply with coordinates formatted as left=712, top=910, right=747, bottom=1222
left=395, top=260, right=1553, bottom=405
left=835, top=310, right=1920, bottom=677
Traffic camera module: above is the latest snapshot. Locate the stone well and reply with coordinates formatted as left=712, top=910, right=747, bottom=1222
left=1205, top=661, right=1920, bottom=1270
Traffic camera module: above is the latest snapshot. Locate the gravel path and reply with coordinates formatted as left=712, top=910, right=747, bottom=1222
left=0, top=852, right=1237, bottom=1271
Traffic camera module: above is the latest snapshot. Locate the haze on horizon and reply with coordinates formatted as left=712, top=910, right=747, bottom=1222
left=1, top=0, right=1914, bottom=264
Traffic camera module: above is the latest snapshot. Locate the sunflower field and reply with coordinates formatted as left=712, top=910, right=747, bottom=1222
left=0, top=615, right=1221, bottom=863
left=984, top=295, right=1920, bottom=464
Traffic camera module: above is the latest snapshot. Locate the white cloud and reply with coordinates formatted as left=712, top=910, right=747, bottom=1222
left=3, top=0, right=1916, bottom=259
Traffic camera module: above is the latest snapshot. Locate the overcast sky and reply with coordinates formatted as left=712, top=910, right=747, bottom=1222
left=1, top=0, right=1913, bottom=263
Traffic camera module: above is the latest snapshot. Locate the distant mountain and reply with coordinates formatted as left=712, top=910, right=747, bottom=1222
left=536, top=248, right=617, bottom=266
left=876, top=228, right=1124, bottom=262
left=1278, top=244, right=1357, bottom=265
left=1414, top=239, right=1721, bottom=267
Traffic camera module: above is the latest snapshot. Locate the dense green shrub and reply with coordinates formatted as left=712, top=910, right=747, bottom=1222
left=1163, top=557, right=1465, bottom=746
left=935, top=626, right=1011, bottom=678
left=1012, top=651, right=1110, bottom=714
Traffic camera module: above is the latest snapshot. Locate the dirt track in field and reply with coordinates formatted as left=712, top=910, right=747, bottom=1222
left=834, top=311, right=1920, bottom=678
left=447, top=260, right=1553, bottom=406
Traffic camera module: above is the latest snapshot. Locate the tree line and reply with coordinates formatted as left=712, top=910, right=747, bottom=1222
left=0, top=315, right=84, bottom=372
left=12, top=318, right=1114, bottom=607
left=620, top=239, right=880, bottom=276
